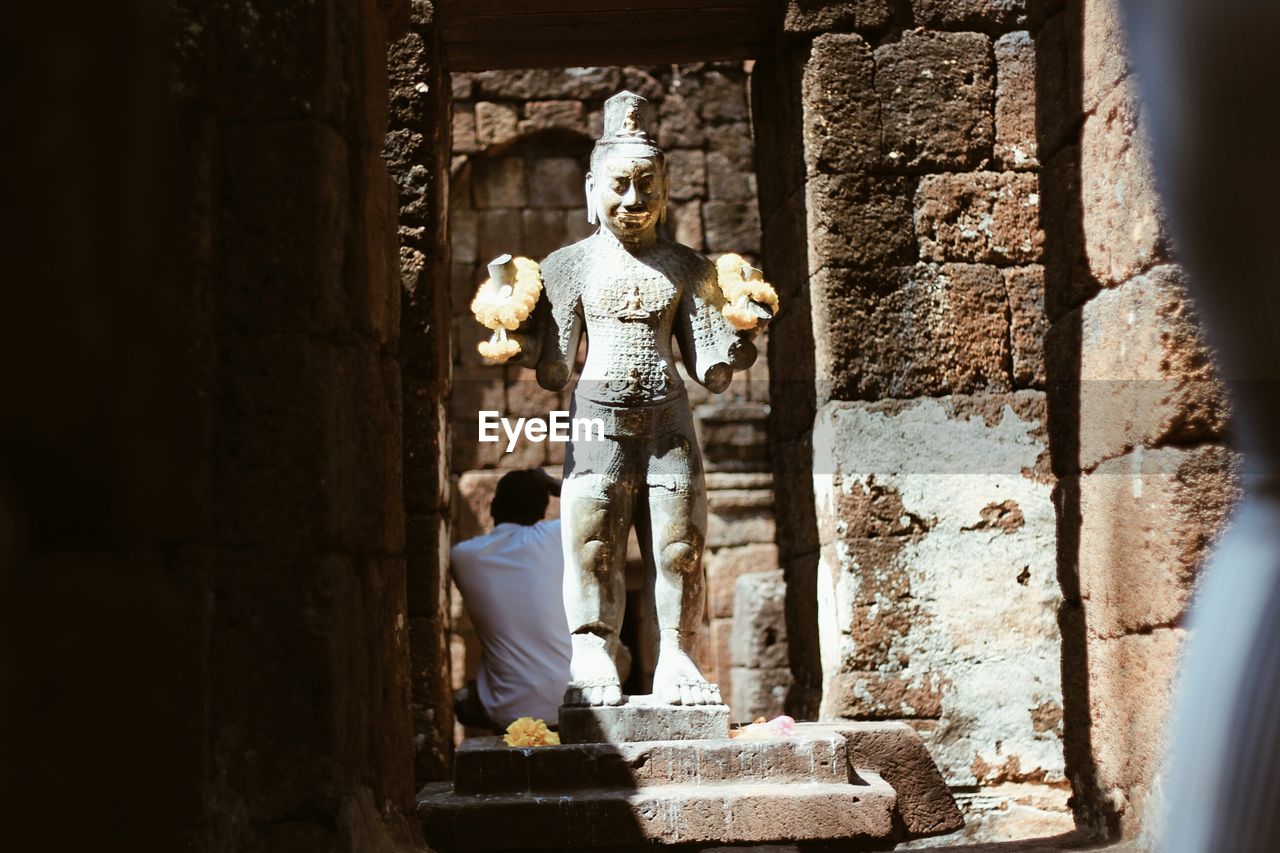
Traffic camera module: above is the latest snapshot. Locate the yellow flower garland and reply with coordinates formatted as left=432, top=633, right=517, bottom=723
left=715, top=253, right=779, bottom=331
left=503, top=716, right=560, bottom=747
left=471, top=256, right=543, bottom=331
left=471, top=256, right=542, bottom=363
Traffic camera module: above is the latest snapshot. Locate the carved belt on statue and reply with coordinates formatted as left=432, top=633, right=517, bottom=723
left=571, top=391, right=690, bottom=439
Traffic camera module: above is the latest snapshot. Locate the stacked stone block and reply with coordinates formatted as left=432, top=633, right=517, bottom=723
left=754, top=3, right=1072, bottom=844
left=388, top=8, right=456, bottom=784
left=1040, top=1, right=1238, bottom=839
left=730, top=570, right=793, bottom=721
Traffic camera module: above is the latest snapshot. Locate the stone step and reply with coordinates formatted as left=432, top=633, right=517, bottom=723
left=560, top=695, right=731, bottom=744
left=419, top=774, right=896, bottom=851
left=455, top=730, right=850, bottom=794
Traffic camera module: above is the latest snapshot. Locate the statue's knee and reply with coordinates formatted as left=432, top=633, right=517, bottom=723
left=661, top=540, right=700, bottom=575
left=578, top=538, right=614, bottom=578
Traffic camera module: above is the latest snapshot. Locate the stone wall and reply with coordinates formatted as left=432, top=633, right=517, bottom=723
left=1042, top=0, right=1238, bottom=840
left=754, top=2, right=1072, bottom=843
left=387, top=6, right=456, bottom=783
left=14, top=0, right=431, bottom=849
left=754, top=1, right=1239, bottom=845
left=445, top=63, right=783, bottom=722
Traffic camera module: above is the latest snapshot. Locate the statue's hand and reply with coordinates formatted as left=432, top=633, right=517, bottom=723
left=471, top=254, right=543, bottom=362
left=715, top=253, right=778, bottom=333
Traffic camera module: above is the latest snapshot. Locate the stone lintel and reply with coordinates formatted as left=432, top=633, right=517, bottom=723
left=559, top=694, right=730, bottom=744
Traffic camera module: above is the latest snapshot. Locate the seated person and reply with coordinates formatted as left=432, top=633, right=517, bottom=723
left=451, top=469, right=571, bottom=731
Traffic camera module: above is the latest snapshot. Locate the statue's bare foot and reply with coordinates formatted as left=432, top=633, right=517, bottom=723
left=564, top=633, right=624, bottom=707
left=653, top=644, right=722, bottom=706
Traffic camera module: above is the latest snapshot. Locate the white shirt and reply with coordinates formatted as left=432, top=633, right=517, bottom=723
left=450, top=519, right=571, bottom=727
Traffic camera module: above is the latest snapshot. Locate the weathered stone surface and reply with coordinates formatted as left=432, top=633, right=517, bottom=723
left=911, top=0, right=1028, bottom=29
left=519, top=100, right=586, bottom=135
left=874, top=31, right=994, bottom=172
left=994, top=31, right=1039, bottom=169
left=1086, top=628, right=1185, bottom=835
left=707, top=152, right=756, bottom=201
left=698, top=71, right=749, bottom=122
left=784, top=0, right=892, bottom=33
left=454, top=729, right=849, bottom=794
left=811, top=264, right=1011, bottom=401
left=404, top=377, right=451, bottom=516
left=419, top=774, right=896, bottom=850
left=731, top=571, right=789, bottom=669
left=1034, top=9, right=1083, bottom=161
left=706, top=543, right=781, bottom=618
left=1083, top=0, right=1129, bottom=115
left=668, top=199, right=704, bottom=249
left=803, top=34, right=880, bottom=175
left=559, top=696, right=730, bottom=744
left=813, top=394, right=1064, bottom=787
left=730, top=667, right=793, bottom=722
left=699, top=404, right=770, bottom=472
left=666, top=149, right=707, bottom=201
left=705, top=123, right=755, bottom=171
left=470, top=67, right=622, bottom=101
left=622, top=66, right=665, bottom=101
left=526, top=156, right=583, bottom=209
left=213, top=337, right=403, bottom=552
left=452, top=106, right=479, bottom=154
left=1071, top=265, right=1229, bottom=470
left=703, top=200, right=761, bottom=253
left=710, top=617, right=734, bottom=706
left=915, top=172, right=1044, bottom=264
left=941, top=783, right=1075, bottom=847
left=1079, top=445, right=1240, bottom=638
left=450, top=209, right=478, bottom=264
left=1081, top=80, right=1167, bottom=286
left=407, top=510, right=450, bottom=613
left=471, top=157, right=525, bottom=209
left=658, top=94, right=705, bottom=148
left=822, top=721, right=965, bottom=838
left=475, top=209, right=522, bottom=262
left=451, top=72, right=473, bottom=101
left=806, top=175, right=915, bottom=270
left=707, top=505, right=776, bottom=548
left=1038, top=146, right=1096, bottom=322
left=474, top=101, right=519, bottom=149
left=504, top=366, right=564, bottom=419
left=1004, top=265, right=1047, bottom=388
left=219, top=121, right=350, bottom=336
left=562, top=207, right=596, bottom=243
left=520, top=209, right=568, bottom=260
left=455, top=469, right=506, bottom=540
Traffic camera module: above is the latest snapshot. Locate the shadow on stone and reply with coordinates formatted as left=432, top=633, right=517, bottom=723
left=418, top=722, right=961, bottom=851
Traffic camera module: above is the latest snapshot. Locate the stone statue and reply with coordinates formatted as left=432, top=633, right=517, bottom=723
left=471, top=91, right=777, bottom=709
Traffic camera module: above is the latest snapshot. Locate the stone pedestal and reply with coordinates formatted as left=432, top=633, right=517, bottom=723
left=417, top=722, right=964, bottom=851
left=559, top=694, right=730, bottom=744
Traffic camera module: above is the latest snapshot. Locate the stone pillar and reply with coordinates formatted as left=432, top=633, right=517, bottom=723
left=757, top=3, right=1076, bottom=843
left=173, top=0, right=420, bottom=848
left=1040, top=0, right=1239, bottom=839
left=388, top=5, right=457, bottom=784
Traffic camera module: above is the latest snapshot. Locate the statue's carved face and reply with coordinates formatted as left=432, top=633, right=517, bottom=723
left=589, top=154, right=666, bottom=239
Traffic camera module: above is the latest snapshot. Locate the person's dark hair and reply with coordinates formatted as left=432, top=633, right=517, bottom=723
left=490, top=469, right=551, bottom=526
